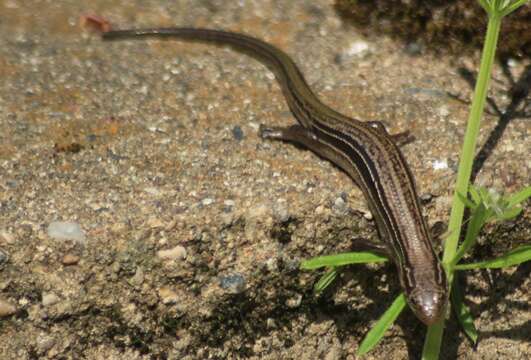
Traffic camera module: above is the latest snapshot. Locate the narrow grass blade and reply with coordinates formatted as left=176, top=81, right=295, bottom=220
left=469, top=186, right=482, bottom=206
left=314, top=267, right=338, bottom=294
left=422, top=319, right=445, bottom=360
left=506, top=186, right=531, bottom=208
left=357, top=293, right=406, bottom=356
left=301, top=252, right=388, bottom=270
left=452, top=204, right=489, bottom=266
left=451, top=278, right=478, bottom=344
left=476, top=0, right=491, bottom=13
left=497, top=206, right=522, bottom=220
left=500, top=0, right=529, bottom=17
left=455, top=245, right=531, bottom=270
left=457, top=191, right=477, bottom=209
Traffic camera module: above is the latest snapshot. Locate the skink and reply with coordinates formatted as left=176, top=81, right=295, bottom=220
left=102, top=27, right=448, bottom=325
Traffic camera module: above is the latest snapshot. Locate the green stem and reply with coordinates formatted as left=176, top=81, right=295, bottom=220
left=443, top=13, right=501, bottom=265
left=422, top=12, right=503, bottom=360
left=422, top=317, right=445, bottom=360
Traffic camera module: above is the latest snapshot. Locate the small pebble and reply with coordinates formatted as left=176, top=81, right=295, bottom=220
left=315, top=205, right=326, bottom=215
left=157, top=245, right=187, bottom=261
left=437, top=105, right=450, bottom=118
left=266, top=318, right=277, bottom=329
left=345, top=40, right=370, bottom=57
left=420, top=193, right=433, bottom=203
left=202, top=198, right=214, bottom=206
left=404, top=87, right=446, bottom=98
left=405, top=41, right=423, bottom=56
left=507, top=58, right=518, bottom=68
left=219, top=273, right=246, bottom=294
left=47, top=221, right=86, bottom=243
left=223, top=200, right=235, bottom=213
left=158, top=287, right=179, bottom=304
left=0, top=299, right=16, bottom=317
left=61, top=254, right=80, bottom=266
left=273, top=201, right=289, bottom=222
left=431, top=159, right=448, bottom=170
left=285, top=293, right=302, bottom=308
left=223, top=199, right=235, bottom=207
left=265, top=257, right=278, bottom=272
left=42, top=293, right=60, bottom=307
left=333, top=196, right=347, bottom=213
left=334, top=196, right=345, bottom=207
left=232, top=125, right=244, bottom=141
left=18, top=297, right=29, bottom=306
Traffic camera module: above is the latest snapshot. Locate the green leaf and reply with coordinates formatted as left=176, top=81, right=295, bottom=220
left=357, top=293, right=407, bottom=356
left=457, top=191, right=477, bottom=209
left=478, top=187, right=492, bottom=205
left=507, top=186, right=531, bottom=208
left=462, top=185, right=529, bottom=223
left=301, top=252, right=388, bottom=270
left=451, top=204, right=490, bottom=267
left=314, top=267, right=338, bottom=294
left=455, top=245, right=531, bottom=270
left=422, top=320, right=445, bottom=360
left=476, top=0, right=492, bottom=13
left=497, top=206, right=522, bottom=221
left=499, top=0, right=529, bottom=17
left=469, top=186, right=482, bottom=206
left=451, top=278, right=478, bottom=344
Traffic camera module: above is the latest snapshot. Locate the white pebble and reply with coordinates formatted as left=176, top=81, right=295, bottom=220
left=285, top=293, right=302, bottom=308
left=224, top=199, right=235, bottom=207
left=334, top=197, right=345, bottom=207
left=345, top=40, right=370, bottom=57
left=432, top=160, right=448, bottom=170
left=42, top=292, right=60, bottom=307
left=266, top=318, right=277, bottom=329
left=157, top=245, right=187, bottom=260
left=47, top=221, right=86, bottom=243
left=507, top=58, right=518, bottom=68
left=273, top=201, right=289, bottom=222
left=438, top=105, right=450, bottom=118
left=202, top=198, right=214, bottom=206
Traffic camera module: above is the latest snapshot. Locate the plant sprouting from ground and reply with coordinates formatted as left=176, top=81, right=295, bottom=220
left=301, top=1, right=530, bottom=358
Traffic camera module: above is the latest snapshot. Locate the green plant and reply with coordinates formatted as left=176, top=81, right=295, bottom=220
left=301, top=1, right=530, bottom=358
left=302, top=185, right=530, bottom=356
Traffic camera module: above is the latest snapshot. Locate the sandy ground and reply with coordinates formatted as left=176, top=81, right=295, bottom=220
left=0, top=1, right=529, bottom=359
